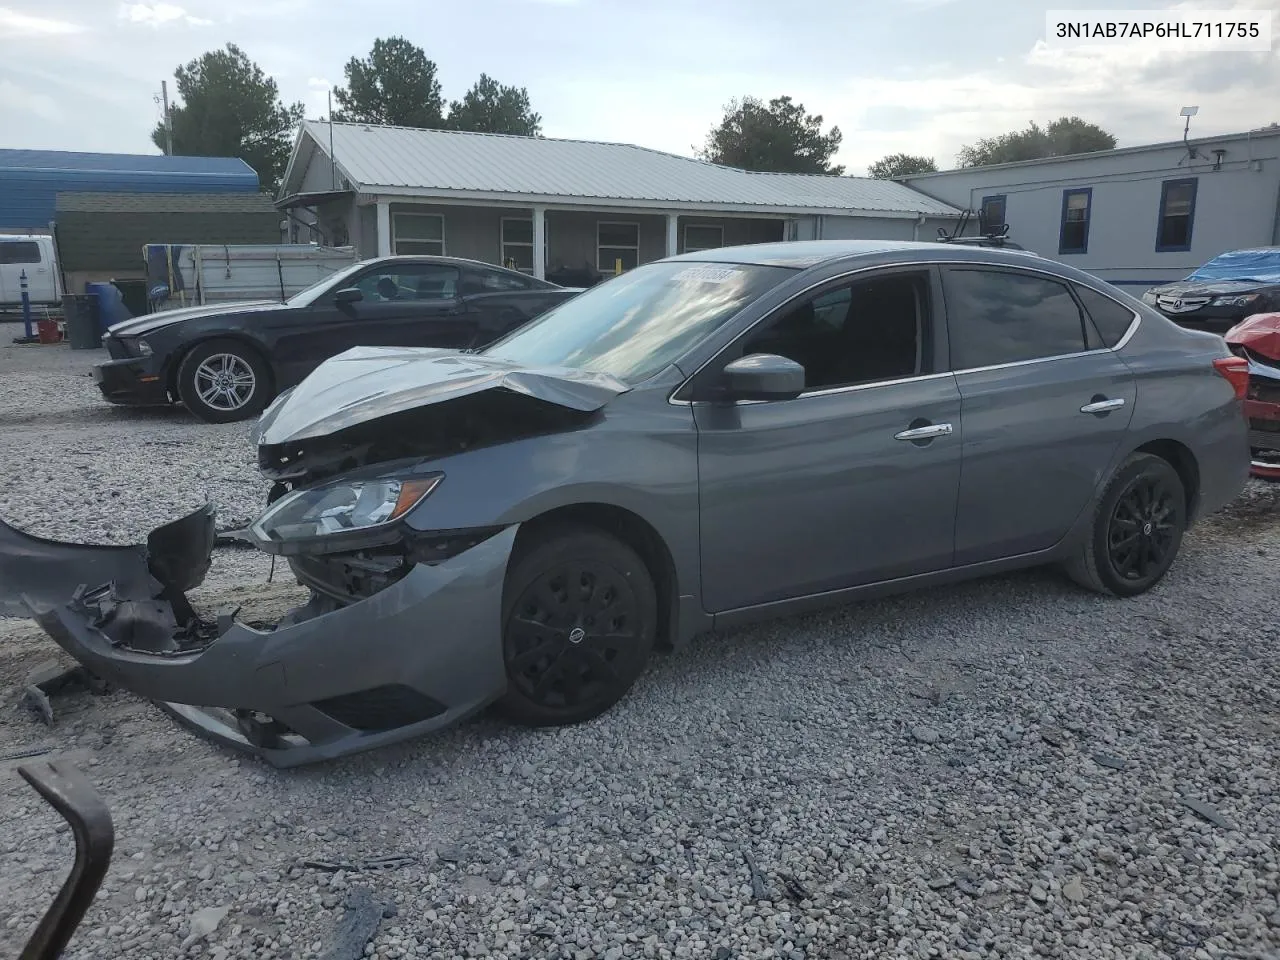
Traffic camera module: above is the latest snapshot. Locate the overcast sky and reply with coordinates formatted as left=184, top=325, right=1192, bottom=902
left=1, top=0, right=1277, bottom=176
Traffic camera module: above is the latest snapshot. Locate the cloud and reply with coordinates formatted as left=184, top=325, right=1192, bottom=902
left=0, top=78, right=64, bottom=120
left=307, top=77, right=332, bottom=89
left=0, top=7, right=83, bottom=36
left=118, top=2, right=211, bottom=26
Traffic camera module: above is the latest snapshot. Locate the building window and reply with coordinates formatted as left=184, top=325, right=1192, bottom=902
left=597, top=221, right=640, bottom=272
left=1156, top=178, right=1197, bottom=252
left=684, top=223, right=724, bottom=253
left=392, top=212, right=444, bottom=255
left=501, top=217, right=549, bottom=274
left=1058, top=188, right=1092, bottom=255
left=979, top=195, right=1006, bottom=234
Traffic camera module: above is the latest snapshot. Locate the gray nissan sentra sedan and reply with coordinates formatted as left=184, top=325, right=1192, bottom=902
left=0, top=240, right=1251, bottom=766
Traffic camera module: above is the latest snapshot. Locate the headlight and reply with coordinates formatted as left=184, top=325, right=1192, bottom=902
left=249, top=473, right=442, bottom=546
left=1141, top=291, right=1158, bottom=304
left=136, top=339, right=153, bottom=356
left=1211, top=294, right=1259, bottom=307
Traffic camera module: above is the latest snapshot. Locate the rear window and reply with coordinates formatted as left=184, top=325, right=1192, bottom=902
left=1074, top=284, right=1136, bottom=348
left=943, top=268, right=1087, bottom=369
left=0, top=241, right=41, bottom=265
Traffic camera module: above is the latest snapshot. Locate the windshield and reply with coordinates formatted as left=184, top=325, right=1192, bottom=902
left=482, top=260, right=793, bottom=383
left=285, top=260, right=374, bottom=307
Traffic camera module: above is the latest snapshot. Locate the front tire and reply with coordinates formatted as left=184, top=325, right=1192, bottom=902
left=1064, top=453, right=1187, bottom=597
left=176, top=339, right=272, bottom=424
left=499, top=526, right=656, bottom=727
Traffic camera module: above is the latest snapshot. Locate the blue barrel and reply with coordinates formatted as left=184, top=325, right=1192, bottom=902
left=85, top=282, right=131, bottom=335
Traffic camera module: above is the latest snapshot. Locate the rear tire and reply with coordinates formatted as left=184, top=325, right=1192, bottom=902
left=177, top=339, right=272, bottom=424
left=1064, top=453, right=1186, bottom=597
left=499, top=525, right=656, bottom=727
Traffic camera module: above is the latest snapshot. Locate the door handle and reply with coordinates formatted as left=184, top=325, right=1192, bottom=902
left=1080, top=398, right=1125, bottom=414
left=894, top=422, right=953, bottom=441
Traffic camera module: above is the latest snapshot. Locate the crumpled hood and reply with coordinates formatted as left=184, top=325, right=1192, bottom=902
left=106, top=300, right=289, bottom=337
left=1226, top=312, right=1280, bottom=366
left=256, top=346, right=631, bottom=445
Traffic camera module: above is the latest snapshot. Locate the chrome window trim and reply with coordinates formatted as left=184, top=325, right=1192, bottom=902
left=666, top=258, right=1143, bottom=406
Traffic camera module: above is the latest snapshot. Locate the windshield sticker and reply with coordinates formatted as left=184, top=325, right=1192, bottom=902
left=674, top=265, right=742, bottom=284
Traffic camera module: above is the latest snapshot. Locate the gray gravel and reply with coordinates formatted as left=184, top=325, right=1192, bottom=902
left=2, top=334, right=1279, bottom=960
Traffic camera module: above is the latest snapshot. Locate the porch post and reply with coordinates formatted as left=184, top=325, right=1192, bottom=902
left=376, top=199, right=391, bottom=256
left=532, top=205, right=547, bottom=280
left=665, top=213, right=679, bottom=257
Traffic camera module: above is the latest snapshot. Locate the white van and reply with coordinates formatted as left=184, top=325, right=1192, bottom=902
left=0, top=235, right=62, bottom=308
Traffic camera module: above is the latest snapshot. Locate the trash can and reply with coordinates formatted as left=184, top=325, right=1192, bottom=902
left=62, top=294, right=102, bottom=350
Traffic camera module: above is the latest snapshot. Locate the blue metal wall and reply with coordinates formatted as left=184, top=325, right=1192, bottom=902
left=0, top=150, right=261, bottom=229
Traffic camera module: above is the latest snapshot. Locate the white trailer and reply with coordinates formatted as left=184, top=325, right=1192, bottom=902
left=143, top=243, right=359, bottom=311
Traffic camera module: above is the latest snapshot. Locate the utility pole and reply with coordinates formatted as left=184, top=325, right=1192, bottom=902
left=160, top=80, right=174, bottom=155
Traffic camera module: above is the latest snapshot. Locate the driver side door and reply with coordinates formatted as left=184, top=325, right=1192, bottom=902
left=272, top=263, right=473, bottom=387
left=694, top=266, right=963, bottom=613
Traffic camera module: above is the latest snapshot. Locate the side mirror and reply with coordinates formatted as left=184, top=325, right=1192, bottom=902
left=333, top=287, right=363, bottom=307
left=720, top=353, right=805, bottom=402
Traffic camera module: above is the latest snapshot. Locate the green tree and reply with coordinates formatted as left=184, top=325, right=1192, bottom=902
left=957, top=116, right=1116, bottom=167
left=867, top=153, right=938, bottom=178
left=447, top=74, right=541, bottom=136
left=333, top=36, right=444, bottom=128
left=699, top=95, right=844, bottom=175
left=154, top=43, right=303, bottom=193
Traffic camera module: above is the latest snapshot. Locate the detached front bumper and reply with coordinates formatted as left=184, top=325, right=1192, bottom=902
left=93, top=356, right=171, bottom=406
left=3, top=508, right=516, bottom=767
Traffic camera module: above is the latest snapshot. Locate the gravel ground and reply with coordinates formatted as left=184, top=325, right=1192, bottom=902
left=1, top=334, right=1278, bottom=960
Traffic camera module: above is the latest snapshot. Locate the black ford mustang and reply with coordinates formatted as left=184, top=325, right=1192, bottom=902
left=95, top=255, right=580, bottom=423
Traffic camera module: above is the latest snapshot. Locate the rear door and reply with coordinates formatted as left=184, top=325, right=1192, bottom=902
left=942, top=266, right=1136, bottom=565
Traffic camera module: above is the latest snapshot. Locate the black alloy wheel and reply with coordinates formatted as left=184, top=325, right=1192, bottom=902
left=500, top=527, right=656, bottom=726
left=1065, top=452, right=1187, bottom=597
left=1105, top=474, right=1179, bottom=584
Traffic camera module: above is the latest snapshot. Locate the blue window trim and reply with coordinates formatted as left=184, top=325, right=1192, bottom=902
left=980, top=194, right=1006, bottom=232
left=1058, top=187, right=1092, bottom=255
left=1155, top=178, right=1197, bottom=253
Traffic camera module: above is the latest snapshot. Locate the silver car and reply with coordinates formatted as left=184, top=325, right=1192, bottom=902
left=1, top=240, right=1251, bottom=766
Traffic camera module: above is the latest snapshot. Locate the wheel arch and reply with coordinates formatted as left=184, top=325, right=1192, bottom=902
left=1132, top=438, right=1201, bottom=520
left=511, top=503, right=682, bottom=651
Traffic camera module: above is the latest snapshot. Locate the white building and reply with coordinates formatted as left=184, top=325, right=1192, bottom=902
left=904, top=126, right=1280, bottom=293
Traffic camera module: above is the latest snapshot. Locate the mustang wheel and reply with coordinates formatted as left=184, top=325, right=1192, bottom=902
left=1065, top=452, right=1187, bottom=597
left=499, top=526, right=656, bottom=726
left=177, top=339, right=272, bottom=424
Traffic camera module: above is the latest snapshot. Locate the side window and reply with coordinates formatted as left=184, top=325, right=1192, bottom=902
left=740, top=272, right=927, bottom=392
left=0, top=241, right=41, bottom=265
left=1074, top=284, right=1136, bottom=348
left=353, top=265, right=459, bottom=304
left=944, top=268, right=1087, bottom=369
left=467, top=266, right=536, bottom=293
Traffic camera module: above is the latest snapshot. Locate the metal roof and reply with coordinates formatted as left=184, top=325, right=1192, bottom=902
left=0, top=149, right=260, bottom=229
left=286, top=121, right=959, bottom=217
left=56, top=192, right=278, bottom=214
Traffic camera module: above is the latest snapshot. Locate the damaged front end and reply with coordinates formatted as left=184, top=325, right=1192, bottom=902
left=3, top=347, right=629, bottom=766
left=3, top=503, right=518, bottom=767
left=1227, top=312, right=1280, bottom=480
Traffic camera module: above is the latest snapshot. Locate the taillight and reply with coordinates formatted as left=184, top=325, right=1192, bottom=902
left=1212, top=355, right=1249, bottom=401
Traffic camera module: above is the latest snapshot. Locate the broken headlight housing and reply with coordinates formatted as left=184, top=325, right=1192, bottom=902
left=249, top=473, right=442, bottom=552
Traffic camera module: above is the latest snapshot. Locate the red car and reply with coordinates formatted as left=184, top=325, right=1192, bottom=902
left=1226, top=312, right=1280, bottom=480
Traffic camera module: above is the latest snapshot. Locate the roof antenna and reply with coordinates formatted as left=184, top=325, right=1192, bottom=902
left=1180, top=105, right=1200, bottom=161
